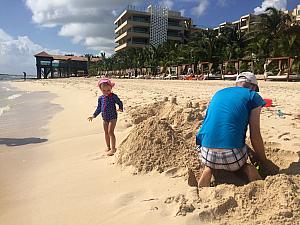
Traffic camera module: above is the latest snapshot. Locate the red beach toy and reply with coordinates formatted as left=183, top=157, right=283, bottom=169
left=263, top=98, right=272, bottom=107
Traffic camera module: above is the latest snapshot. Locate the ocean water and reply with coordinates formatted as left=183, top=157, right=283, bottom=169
left=0, top=80, right=23, bottom=119
left=0, top=75, right=62, bottom=147
left=0, top=74, right=35, bottom=81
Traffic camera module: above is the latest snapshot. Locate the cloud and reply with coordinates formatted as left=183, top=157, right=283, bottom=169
left=25, top=0, right=144, bottom=54
left=191, top=0, right=209, bottom=16
left=0, top=29, right=13, bottom=42
left=217, top=0, right=229, bottom=7
left=0, top=28, right=66, bottom=75
left=161, top=0, right=174, bottom=8
left=112, top=10, right=118, bottom=17
left=254, top=0, right=287, bottom=14
left=179, top=9, right=186, bottom=16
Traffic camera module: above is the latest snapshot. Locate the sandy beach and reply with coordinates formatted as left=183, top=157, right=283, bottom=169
left=1, top=77, right=300, bottom=225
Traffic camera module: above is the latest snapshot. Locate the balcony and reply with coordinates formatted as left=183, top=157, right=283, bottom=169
left=115, top=41, right=148, bottom=52
left=115, top=30, right=149, bottom=43
left=115, top=19, right=150, bottom=33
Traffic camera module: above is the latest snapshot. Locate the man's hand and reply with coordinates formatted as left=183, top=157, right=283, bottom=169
left=260, top=159, right=279, bottom=176
left=87, top=116, right=94, bottom=121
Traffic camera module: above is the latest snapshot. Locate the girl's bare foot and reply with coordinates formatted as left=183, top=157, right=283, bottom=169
left=107, top=148, right=116, bottom=156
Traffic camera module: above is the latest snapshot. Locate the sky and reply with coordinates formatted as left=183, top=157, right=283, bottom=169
left=0, top=0, right=299, bottom=75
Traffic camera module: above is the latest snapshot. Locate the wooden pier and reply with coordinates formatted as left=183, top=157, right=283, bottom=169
left=34, top=51, right=101, bottom=79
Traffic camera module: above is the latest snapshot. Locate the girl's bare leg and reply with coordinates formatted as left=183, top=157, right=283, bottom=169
left=103, top=120, right=110, bottom=151
left=107, top=119, right=117, bottom=156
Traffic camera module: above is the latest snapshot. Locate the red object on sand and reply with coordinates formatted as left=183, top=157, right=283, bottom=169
left=264, top=99, right=272, bottom=107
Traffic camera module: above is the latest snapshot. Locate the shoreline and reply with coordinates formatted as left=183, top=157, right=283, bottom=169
left=0, top=81, right=62, bottom=152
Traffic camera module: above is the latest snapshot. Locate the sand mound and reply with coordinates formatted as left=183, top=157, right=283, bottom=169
left=118, top=99, right=299, bottom=180
left=116, top=99, right=204, bottom=174
left=117, top=99, right=300, bottom=223
left=117, top=99, right=300, bottom=182
left=113, top=86, right=300, bottom=224
left=195, top=174, right=300, bottom=224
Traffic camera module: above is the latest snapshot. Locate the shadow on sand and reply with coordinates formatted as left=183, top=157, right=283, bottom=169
left=0, top=137, right=48, bottom=147
left=280, top=151, right=300, bottom=175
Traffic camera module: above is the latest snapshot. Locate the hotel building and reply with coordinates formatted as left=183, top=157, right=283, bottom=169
left=214, top=4, right=300, bottom=34
left=287, top=4, right=300, bottom=25
left=114, top=5, right=192, bottom=52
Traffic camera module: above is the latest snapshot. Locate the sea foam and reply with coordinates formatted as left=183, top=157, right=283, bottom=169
left=7, top=94, right=22, bottom=100
left=2, top=87, right=11, bottom=91
left=0, top=105, right=10, bottom=117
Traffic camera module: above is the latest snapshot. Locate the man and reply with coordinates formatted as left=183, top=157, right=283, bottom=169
left=196, top=72, right=276, bottom=187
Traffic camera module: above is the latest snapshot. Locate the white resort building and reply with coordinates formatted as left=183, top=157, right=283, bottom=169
left=114, top=5, right=192, bottom=52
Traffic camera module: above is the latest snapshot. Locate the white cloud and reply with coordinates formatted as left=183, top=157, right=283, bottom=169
left=0, top=29, right=13, bottom=42
left=0, top=28, right=66, bottom=75
left=161, top=0, right=174, bottom=9
left=191, top=0, right=209, bottom=16
left=112, top=10, right=118, bottom=17
left=180, top=9, right=186, bottom=16
left=254, top=0, right=287, bottom=14
left=25, top=0, right=144, bottom=54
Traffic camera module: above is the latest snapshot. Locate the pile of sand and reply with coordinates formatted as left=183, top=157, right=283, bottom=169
left=193, top=174, right=300, bottom=224
left=116, top=98, right=300, bottom=223
left=116, top=98, right=206, bottom=175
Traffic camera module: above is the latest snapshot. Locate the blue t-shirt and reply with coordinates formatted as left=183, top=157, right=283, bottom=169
left=196, top=86, right=266, bottom=149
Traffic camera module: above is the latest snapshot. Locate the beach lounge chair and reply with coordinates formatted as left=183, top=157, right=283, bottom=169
left=223, top=73, right=239, bottom=80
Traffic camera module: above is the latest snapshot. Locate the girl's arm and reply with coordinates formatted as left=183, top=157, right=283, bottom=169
left=93, top=97, right=102, bottom=117
left=113, top=94, right=123, bottom=111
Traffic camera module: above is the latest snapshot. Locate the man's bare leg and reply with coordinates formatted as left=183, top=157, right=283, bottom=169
left=198, top=166, right=213, bottom=188
left=242, top=163, right=262, bottom=182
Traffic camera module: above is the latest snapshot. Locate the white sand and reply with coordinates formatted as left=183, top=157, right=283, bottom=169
left=1, top=78, right=299, bottom=225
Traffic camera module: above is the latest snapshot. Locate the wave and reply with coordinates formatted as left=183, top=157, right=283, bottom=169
left=7, top=94, right=22, bottom=100
left=0, top=105, right=10, bottom=117
left=2, top=87, right=11, bottom=91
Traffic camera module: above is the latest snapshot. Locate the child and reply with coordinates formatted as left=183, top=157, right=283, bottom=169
left=88, top=78, right=123, bottom=156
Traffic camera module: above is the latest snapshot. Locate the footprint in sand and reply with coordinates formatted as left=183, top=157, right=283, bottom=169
left=112, top=192, right=138, bottom=208
left=88, top=152, right=107, bottom=161
left=91, top=155, right=106, bottom=160
left=278, top=132, right=290, bottom=139
left=264, top=141, right=282, bottom=148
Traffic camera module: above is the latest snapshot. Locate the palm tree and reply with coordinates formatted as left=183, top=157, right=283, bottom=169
left=252, top=7, right=292, bottom=57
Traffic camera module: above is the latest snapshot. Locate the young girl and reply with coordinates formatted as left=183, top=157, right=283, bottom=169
left=88, top=78, right=123, bottom=156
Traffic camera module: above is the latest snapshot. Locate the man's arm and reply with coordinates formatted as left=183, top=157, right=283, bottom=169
left=249, top=106, right=279, bottom=175
left=249, top=106, right=267, bottom=162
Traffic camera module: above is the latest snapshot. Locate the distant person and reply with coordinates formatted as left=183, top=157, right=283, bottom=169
left=88, top=78, right=123, bottom=156
left=23, top=72, right=26, bottom=81
left=196, top=72, right=278, bottom=187
left=187, top=67, right=193, bottom=75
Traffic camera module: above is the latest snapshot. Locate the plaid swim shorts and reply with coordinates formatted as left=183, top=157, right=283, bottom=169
left=197, top=145, right=248, bottom=171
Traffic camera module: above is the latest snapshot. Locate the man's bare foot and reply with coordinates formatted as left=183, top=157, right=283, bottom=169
left=107, top=148, right=116, bottom=156
left=105, top=147, right=111, bottom=152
